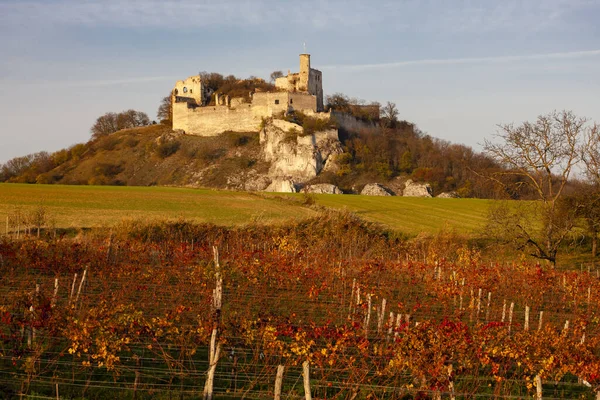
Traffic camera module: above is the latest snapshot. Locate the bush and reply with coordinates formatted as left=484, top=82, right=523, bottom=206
left=156, top=141, right=181, bottom=158
left=94, top=163, right=123, bottom=177
left=124, top=136, right=139, bottom=148
left=222, top=131, right=257, bottom=147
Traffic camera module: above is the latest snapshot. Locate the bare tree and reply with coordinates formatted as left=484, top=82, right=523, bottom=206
left=157, top=94, right=173, bottom=124
left=91, top=110, right=150, bottom=140
left=91, top=112, right=119, bottom=140
left=381, top=101, right=399, bottom=128
left=483, top=110, right=586, bottom=265
left=582, top=122, right=600, bottom=184
left=269, top=70, right=284, bottom=83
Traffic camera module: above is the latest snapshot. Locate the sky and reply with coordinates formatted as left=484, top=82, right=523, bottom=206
left=0, top=0, right=599, bottom=164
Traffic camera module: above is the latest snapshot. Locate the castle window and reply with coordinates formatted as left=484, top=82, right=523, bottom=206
left=290, top=99, right=293, bottom=104
left=274, top=99, right=280, bottom=105
left=183, top=87, right=188, bottom=93
left=190, top=89, right=193, bottom=93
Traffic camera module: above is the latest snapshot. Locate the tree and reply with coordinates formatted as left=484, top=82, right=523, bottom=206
left=381, top=101, right=399, bottom=128
left=562, top=183, right=600, bottom=261
left=0, top=154, right=34, bottom=181
left=483, top=110, right=587, bottom=265
left=325, top=93, right=351, bottom=113
left=582, top=121, right=600, bottom=184
left=90, top=110, right=150, bottom=140
left=91, top=112, right=118, bottom=140
left=157, top=94, right=173, bottom=125
left=576, top=120, right=600, bottom=261
left=269, top=70, right=284, bottom=83
left=199, top=71, right=225, bottom=92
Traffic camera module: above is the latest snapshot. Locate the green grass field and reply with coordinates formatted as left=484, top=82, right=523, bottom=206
left=0, top=183, right=492, bottom=236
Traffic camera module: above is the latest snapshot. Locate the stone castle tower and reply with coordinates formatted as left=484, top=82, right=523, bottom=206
left=275, top=54, right=323, bottom=111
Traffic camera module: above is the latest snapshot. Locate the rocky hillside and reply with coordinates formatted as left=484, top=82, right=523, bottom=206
left=0, top=112, right=509, bottom=198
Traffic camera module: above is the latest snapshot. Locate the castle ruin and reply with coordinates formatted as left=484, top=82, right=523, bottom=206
left=172, top=54, right=325, bottom=136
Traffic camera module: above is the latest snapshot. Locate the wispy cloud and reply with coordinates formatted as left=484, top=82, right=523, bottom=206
left=3, top=75, right=176, bottom=88
left=1, top=0, right=597, bottom=32
left=322, top=49, right=600, bottom=71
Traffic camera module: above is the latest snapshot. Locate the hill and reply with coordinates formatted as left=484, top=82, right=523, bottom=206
left=0, top=113, right=507, bottom=198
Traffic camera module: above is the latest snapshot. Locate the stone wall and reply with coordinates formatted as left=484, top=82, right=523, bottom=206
left=251, top=92, right=291, bottom=116
left=173, top=102, right=261, bottom=136
left=173, top=91, right=323, bottom=136
left=289, top=93, right=317, bottom=111
left=308, top=69, right=323, bottom=111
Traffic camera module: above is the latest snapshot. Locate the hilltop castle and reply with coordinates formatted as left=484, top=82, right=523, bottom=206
left=172, top=54, right=325, bottom=136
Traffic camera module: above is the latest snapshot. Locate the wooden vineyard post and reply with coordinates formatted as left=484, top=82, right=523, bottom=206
left=538, top=311, right=544, bottom=331
left=75, top=267, right=88, bottom=306
left=485, top=292, right=491, bottom=322
left=377, top=298, right=386, bottom=334
left=508, top=302, right=514, bottom=333
left=469, top=288, right=474, bottom=323
left=501, top=299, right=506, bottom=322
left=204, top=246, right=223, bottom=400
left=274, top=365, right=285, bottom=400
left=69, top=273, right=78, bottom=305
left=476, top=288, right=482, bottom=322
left=394, top=314, right=402, bottom=339
left=386, top=312, right=394, bottom=342
left=524, top=305, right=530, bottom=331
left=364, top=294, right=372, bottom=338
left=534, top=374, right=542, bottom=400
left=51, top=278, right=59, bottom=308
left=302, top=361, right=312, bottom=400
left=448, top=364, right=455, bottom=400
left=348, top=279, right=356, bottom=317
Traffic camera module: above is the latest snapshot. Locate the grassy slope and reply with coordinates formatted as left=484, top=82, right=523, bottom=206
left=306, top=194, right=490, bottom=236
left=0, top=184, right=316, bottom=229
left=0, top=183, right=491, bottom=235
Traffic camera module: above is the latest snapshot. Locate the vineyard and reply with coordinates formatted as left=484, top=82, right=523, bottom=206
left=1, top=213, right=600, bottom=399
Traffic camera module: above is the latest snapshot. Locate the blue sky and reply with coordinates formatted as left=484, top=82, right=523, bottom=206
left=1, top=0, right=599, bottom=163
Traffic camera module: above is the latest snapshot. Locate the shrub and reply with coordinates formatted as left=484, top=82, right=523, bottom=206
left=156, top=141, right=181, bottom=158
left=222, top=131, right=257, bottom=147
left=124, top=136, right=139, bottom=148
left=96, top=136, right=120, bottom=151
left=94, top=163, right=123, bottom=177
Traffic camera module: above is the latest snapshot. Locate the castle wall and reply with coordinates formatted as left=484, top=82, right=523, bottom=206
left=174, top=102, right=262, bottom=136
left=289, top=93, right=317, bottom=111
left=308, top=69, right=323, bottom=111
left=251, top=92, right=291, bottom=116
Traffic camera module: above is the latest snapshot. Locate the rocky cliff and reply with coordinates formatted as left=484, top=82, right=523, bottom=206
left=260, top=119, right=342, bottom=192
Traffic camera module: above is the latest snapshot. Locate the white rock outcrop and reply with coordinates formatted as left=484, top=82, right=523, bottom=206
left=437, top=191, right=460, bottom=198
left=264, top=178, right=297, bottom=193
left=301, top=183, right=342, bottom=194
left=260, top=119, right=343, bottom=181
left=403, top=179, right=432, bottom=197
left=361, top=183, right=394, bottom=196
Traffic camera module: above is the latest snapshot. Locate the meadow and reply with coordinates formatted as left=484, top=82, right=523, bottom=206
left=0, top=183, right=491, bottom=236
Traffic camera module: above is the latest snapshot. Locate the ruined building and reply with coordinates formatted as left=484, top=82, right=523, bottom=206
left=172, top=54, right=324, bottom=136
